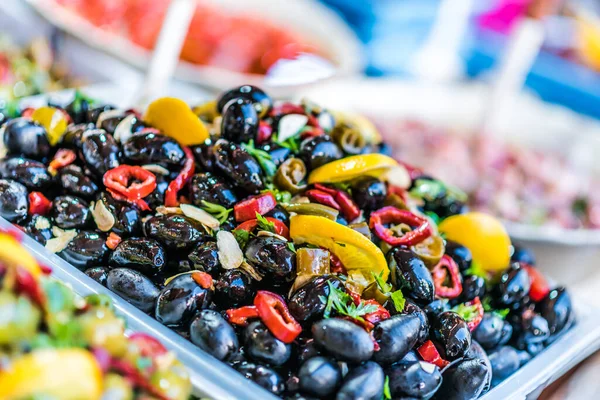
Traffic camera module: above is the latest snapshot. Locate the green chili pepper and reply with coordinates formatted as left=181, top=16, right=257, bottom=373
left=283, top=203, right=339, bottom=220
left=275, top=158, right=308, bottom=194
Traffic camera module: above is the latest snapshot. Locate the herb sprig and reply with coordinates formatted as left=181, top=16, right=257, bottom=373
left=243, top=140, right=277, bottom=177
left=200, top=200, right=233, bottom=224
left=321, top=282, right=379, bottom=322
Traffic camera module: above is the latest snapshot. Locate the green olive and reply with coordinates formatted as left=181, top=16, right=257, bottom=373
left=275, top=158, right=308, bottom=194
left=0, top=290, right=41, bottom=345
left=102, top=373, right=134, bottom=400
left=150, top=360, right=192, bottom=400
left=78, top=307, right=127, bottom=357
left=331, top=123, right=366, bottom=155
left=284, top=203, right=339, bottom=220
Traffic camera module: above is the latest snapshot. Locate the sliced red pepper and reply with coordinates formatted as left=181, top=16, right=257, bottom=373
left=107, top=188, right=151, bottom=212
left=256, top=121, right=273, bottom=144
left=165, top=146, right=195, bottom=207
left=234, top=192, right=277, bottom=222
left=522, top=263, right=550, bottom=302
left=369, top=206, right=432, bottom=246
left=48, top=149, right=76, bottom=173
left=226, top=305, right=259, bottom=326
left=329, top=253, right=347, bottom=274
left=432, top=255, right=463, bottom=299
left=28, top=192, right=52, bottom=216
left=103, top=165, right=157, bottom=201
left=363, top=299, right=391, bottom=325
left=313, top=184, right=360, bottom=221
left=341, top=315, right=375, bottom=332
left=313, top=184, right=338, bottom=196
left=129, top=332, right=168, bottom=358
left=417, top=340, right=450, bottom=369
left=105, top=232, right=122, bottom=250
left=235, top=217, right=290, bottom=239
left=306, top=189, right=340, bottom=210
left=465, top=297, right=484, bottom=331
left=254, top=290, right=302, bottom=343
left=387, top=185, right=408, bottom=202
left=192, top=271, right=213, bottom=289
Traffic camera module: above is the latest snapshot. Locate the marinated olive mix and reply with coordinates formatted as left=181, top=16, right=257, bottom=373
left=2, top=88, right=574, bottom=399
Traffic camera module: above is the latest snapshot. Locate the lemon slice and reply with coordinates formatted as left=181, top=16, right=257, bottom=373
left=0, top=233, right=41, bottom=278
left=438, top=212, right=511, bottom=274
left=0, top=349, right=102, bottom=400
left=308, top=154, right=398, bottom=184
left=144, top=97, right=209, bottom=146
left=31, top=107, right=68, bottom=146
left=290, top=215, right=389, bottom=280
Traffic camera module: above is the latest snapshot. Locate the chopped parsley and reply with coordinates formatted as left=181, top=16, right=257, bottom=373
left=390, top=290, right=406, bottom=313
left=200, top=200, right=233, bottom=224
left=482, top=296, right=509, bottom=319
left=256, top=212, right=276, bottom=233
left=243, top=140, right=277, bottom=177
left=233, top=229, right=250, bottom=248
left=371, top=271, right=406, bottom=312
left=322, top=282, right=379, bottom=322
left=287, top=242, right=296, bottom=252
left=383, top=375, right=392, bottom=400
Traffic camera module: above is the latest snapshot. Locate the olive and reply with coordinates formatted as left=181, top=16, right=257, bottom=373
left=423, top=299, right=451, bottom=321
left=61, top=123, right=88, bottom=149
left=145, top=174, right=169, bottom=209
left=373, top=314, right=422, bottom=364
left=264, top=205, right=290, bottom=226
left=433, top=358, right=491, bottom=400
left=267, top=146, right=292, bottom=167
left=155, top=272, right=213, bottom=327
left=351, top=177, right=387, bottom=211
left=214, top=269, right=255, bottom=308
left=465, top=340, right=492, bottom=394
left=458, top=275, right=486, bottom=303
left=511, top=246, right=536, bottom=265
left=487, top=346, right=520, bottom=386
left=109, top=238, right=166, bottom=276
left=388, top=247, right=435, bottom=303
left=189, top=173, right=238, bottom=209
left=387, top=361, right=442, bottom=399
left=81, top=129, right=121, bottom=176
left=59, top=231, right=108, bottom=269
left=312, top=318, right=374, bottom=363
left=244, top=321, right=291, bottom=366
left=57, top=165, right=98, bottom=199
left=221, top=98, right=259, bottom=143
left=85, top=266, right=109, bottom=286
left=191, top=141, right=215, bottom=172
left=190, top=309, right=239, bottom=361
left=336, top=361, right=384, bottom=400
left=517, top=349, right=531, bottom=366
left=213, top=139, right=264, bottom=194
left=296, top=337, right=321, bottom=365
left=51, top=195, right=91, bottom=229
left=145, top=215, right=205, bottom=250
left=298, top=357, right=341, bottom=397
left=97, top=110, right=129, bottom=134
left=93, top=192, right=142, bottom=236
left=289, top=275, right=343, bottom=323
left=106, top=268, right=160, bottom=313
left=245, top=237, right=296, bottom=285
left=510, top=309, right=550, bottom=348
left=234, top=362, right=285, bottom=395
left=444, top=240, right=472, bottom=272
left=3, top=118, right=51, bottom=160
left=65, top=96, right=91, bottom=125
left=23, top=215, right=53, bottom=245
left=123, top=132, right=186, bottom=167
left=539, top=287, right=573, bottom=335
left=0, top=157, right=52, bottom=190
left=87, top=104, right=116, bottom=125
left=432, top=311, right=471, bottom=360
left=299, top=135, right=343, bottom=170
left=217, top=85, right=272, bottom=118
left=496, top=265, right=531, bottom=305
left=188, top=241, right=221, bottom=274
left=0, top=179, right=28, bottom=222
left=473, top=313, right=513, bottom=350
left=400, top=300, right=429, bottom=345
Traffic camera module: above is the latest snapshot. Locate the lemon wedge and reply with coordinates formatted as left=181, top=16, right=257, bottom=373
left=308, top=154, right=398, bottom=184
left=144, top=97, right=209, bottom=146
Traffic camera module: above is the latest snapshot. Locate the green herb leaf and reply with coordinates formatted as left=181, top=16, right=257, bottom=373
left=409, top=178, right=467, bottom=204
left=452, top=302, right=480, bottom=322
left=372, top=271, right=393, bottom=293
left=287, top=242, right=296, bottom=253
left=273, top=133, right=300, bottom=154
left=330, top=182, right=352, bottom=195
left=201, top=200, right=233, bottom=224
left=262, top=183, right=292, bottom=203
left=324, top=281, right=379, bottom=321
left=424, top=211, right=441, bottom=226
left=390, top=290, right=406, bottom=312
left=243, top=140, right=277, bottom=177
left=464, top=260, right=487, bottom=280
left=233, top=229, right=250, bottom=248
left=383, top=375, right=392, bottom=400
left=256, top=212, right=276, bottom=233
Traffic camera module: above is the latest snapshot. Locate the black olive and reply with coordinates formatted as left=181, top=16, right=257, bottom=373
left=244, top=320, right=291, bottom=366
left=539, top=287, right=573, bottom=336
left=62, top=123, right=92, bottom=149
left=465, top=340, right=492, bottom=395
left=3, top=118, right=51, bottom=160
left=188, top=241, right=221, bottom=274
left=93, top=192, right=141, bottom=236
left=0, top=157, right=52, bottom=190
left=387, top=361, right=442, bottom=399
left=221, top=98, right=259, bottom=143
left=87, top=105, right=116, bottom=125
left=65, top=96, right=91, bottom=124
left=145, top=215, right=205, bottom=250
left=0, top=179, right=28, bottom=222
left=444, top=240, right=472, bottom=272
left=511, top=245, right=536, bottom=265
left=517, top=349, right=531, bottom=366
left=372, top=314, right=422, bottom=364
left=123, top=132, right=185, bottom=167
left=108, top=238, right=166, bottom=276
left=190, top=309, right=239, bottom=361
left=22, top=216, right=53, bottom=245
left=97, top=111, right=129, bottom=134
left=296, top=337, right=321, bottom=365
left=289, top=275, right=343, bottom=323
left=432, top=311, right=471, bottom=360
left=189, top=172, right=238, bottom=209
left=312, top=318, right=374, bottom=363
left=510, top=309, right=550, bottom=349
left=388, top=247, right=435, bottom=303
left=144, top=174, right=169, bottom=209
left=351, top=177, right=387, bottom=211
left=214, top=269, right=255, bottom=308
left=423, top=299, right=451, bottom=321
left=84, top=266, right=109, bottom=286
left=487, top=346, right=520, bottom=386
left=106, top=268, right=160, bottom=313
left=155, top=272, right=213, bottom=327
left=496, top=265, right=531, bottom=305
left=433, top=358, right=491, bottom=400
left=213, top=139, right=264, bottom=194
left=51, top=195, right=91, bottom=229
left=57, top=165, right=98, bottom=199
left=59, top=231, right=108, bottom=270
left=401, top=300, right=429, bottom=345
left=264, top=205, right=290, bottom=226
left=81, top=129, right=121, bottom=176
left=234, top=362, right=285, bottom=395
left=217, top=85, right=272, bottom=118
left=245, top=237, right=296, bottom=285
left=336, top=361, right=384, bottom=400
left=297, top=356, right=341, bottom=397
left=299, top=135, right=342, bottom=170
left=473, top=313, right=513, bottom=350
left=458, top=275, right=486, bottom=303
left=267, top=146, right=291, bottom=167
left=399, top=350, right=420, bottom=364
left=191, top=141, right=215, bottom=172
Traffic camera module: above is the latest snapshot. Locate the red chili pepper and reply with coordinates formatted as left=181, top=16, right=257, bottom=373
left=129, top=332, right=168, bottom=358
left=48, top=149, right=76, bottom=172
left=363, top=299, right=391, bottom=325
left=417, top=340, right=449, bottom=369
left=235, top=217, right=290, bottom=239
left=306, top=189, right=341, bottom=210
left=254, top=290, right=302, bottom=343
left=387, top=185, right=408, bottom=202
left=256, top=121, right=273, bottom=144
left=15, top=267, right=45, bottom=307
left=226, top=305, right=259, bottom=325
left=432, top=255, right=463, bottom=299
left=313, top=183, right=337, bottom=195
left=369, top=206, right=432, bottom=246
left=28, top=192, right=52, bottom=216
left=109, top=358, right=168, bottom=400
left=21, top=107, right=35, bottom=118
left=103, top=165, right=157, bottom=201
left=107, top=189, right=151, bottom=211
left=269, top=103, right=305, bottom=118
left=165, top=146, right=195, bottom=207
left=192, top=271, right=213, bottom=289
left=465, top=297, right=484, bottom=332
left=329, top=253, right=346, bottom=274
left=234, top=192, right=277, bottom=222
left=342, top=315, right=375, bottom=332
left=39, top=263, right=52, bottom=275
left=105, top=232, right=122, bottom=250
left=313, top=184, right=360, bottom=221
left=522, top=264, right=550, bottom=302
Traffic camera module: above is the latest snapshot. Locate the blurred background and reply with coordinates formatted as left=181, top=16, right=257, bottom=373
left=2, top=0, right=600, bottom=396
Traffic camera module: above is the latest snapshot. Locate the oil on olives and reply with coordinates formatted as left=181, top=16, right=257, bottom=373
left=217, top=85, right=272, bottom=118
left=245, top=237, right=296, bottom=285
left=145, top=215, right=205, bottom=250
left=496, top=264, right=531, bottom=306
left=433, top=358, right=491, bottom=400
left=312, top=318, right=374, bottom=363
left=539, top=287, right=573, bottom=335
left=336, top=361, right=384, bottom=400
left=3, top=118, right=51, bottom=160
left=189, top=172, right=238, bottom=209
left=221, top=98, right=259, bottom=143
left=445, top=239, right=472, bottom=272
left=299, top=135, right=342, bottom=170
left=351, top=177, right=386, bottom=211
left=85, top=266, right=110, bottom=286
left=0, top=179, right=28, bottom=222
left=388, top=247, right=435, bottom=303
left=234, top=362, right=285, bottom=395
left=432, top=311, right=472, bottom=360
left=190, top=309, right=239, bottom=361
left=387, top=361, right=442, bottom=399
left=289, top=275, right=344, bottom=323
left=57, top=165, right=98, bottom=199
left=0, top=157, right=52, bottom=190
left=372, top=314, right=422, bottom=364
left=123, top=132, right=186, bottom=167
left=473, top=313, right=513, bottom=350
left=106, top=268, right=160, bottom=313
left=81, top=129, right=121, bottom=176
left=51, top=195, right=92, bottom=230
left=155, top=272, right=213, bottom=327
left=401, top=300, right=430, bottom=345
left=244, top=320, right=291, bottom=366
left=214, top=269, right=255, bottom=308
left=213, top=139, right=264, bottom=194
left=109, top=238, right=166, bottom=277
left=59, top=231, right=108, bottom=270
